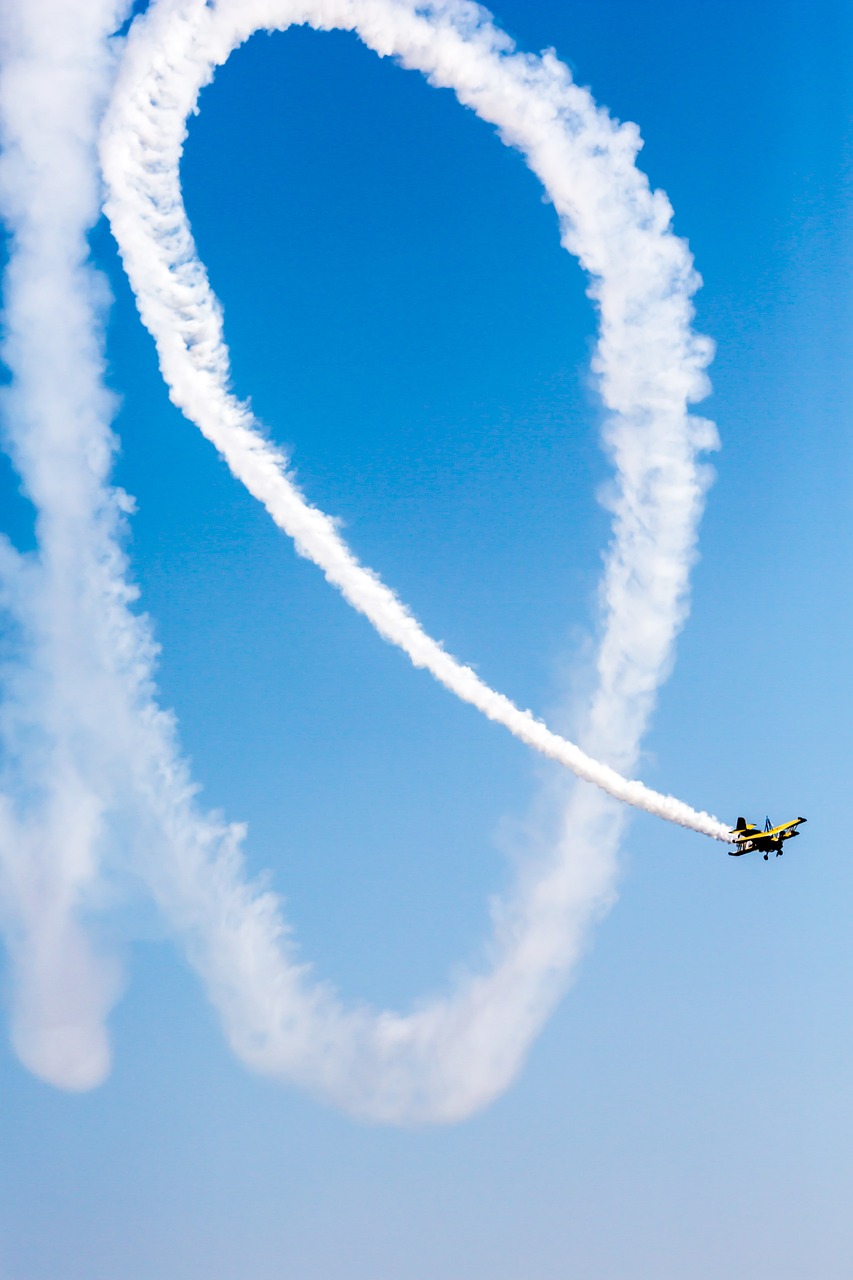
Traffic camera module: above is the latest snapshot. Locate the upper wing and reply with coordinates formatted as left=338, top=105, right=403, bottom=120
left=765, top=817, right=806, bottom=838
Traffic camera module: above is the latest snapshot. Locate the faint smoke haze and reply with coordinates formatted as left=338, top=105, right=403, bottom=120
left=0, top=0, right=722, bottom=1121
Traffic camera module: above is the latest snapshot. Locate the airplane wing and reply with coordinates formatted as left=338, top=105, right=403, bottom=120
left=764, top=817, right=806, bottom=838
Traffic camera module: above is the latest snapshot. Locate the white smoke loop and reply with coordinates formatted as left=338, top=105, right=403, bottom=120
left=101, top=0, right=728, bottom=841
left=0, top=0, right=727, bottom=1121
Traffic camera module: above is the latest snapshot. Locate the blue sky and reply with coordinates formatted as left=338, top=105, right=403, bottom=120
left=0, top=0, right=851, bottom=1276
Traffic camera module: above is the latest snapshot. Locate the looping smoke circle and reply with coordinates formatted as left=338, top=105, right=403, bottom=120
left=96, top=0, right=721, bottom=1121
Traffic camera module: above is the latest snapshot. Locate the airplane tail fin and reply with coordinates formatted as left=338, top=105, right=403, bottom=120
left=735, top=817, right=747, bottom=830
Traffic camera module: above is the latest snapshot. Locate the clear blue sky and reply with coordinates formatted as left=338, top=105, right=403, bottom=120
left=1, top=0, right=851, bottom=1276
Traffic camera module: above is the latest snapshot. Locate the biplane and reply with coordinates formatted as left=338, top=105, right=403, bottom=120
left=729, top=816, right=806, bottom=859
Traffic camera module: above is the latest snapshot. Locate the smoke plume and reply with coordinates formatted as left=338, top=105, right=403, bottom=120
left=0, top=0, right=725, bottom=1120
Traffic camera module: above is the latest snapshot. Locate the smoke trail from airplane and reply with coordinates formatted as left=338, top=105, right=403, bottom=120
left=0, top=0, right=728, bottom=1121
left=101, top=0, right=728, bottom=843
left=0, top=0, right=136, bottom=1087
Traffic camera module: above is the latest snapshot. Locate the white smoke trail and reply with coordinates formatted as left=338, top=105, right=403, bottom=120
left=0, top=0, right=140, bottom=1088
left=0, top=0, right=728, bottom=1122
left=101, top=0, right=729, bottom=843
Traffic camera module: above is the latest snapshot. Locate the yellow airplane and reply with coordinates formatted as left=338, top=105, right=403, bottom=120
left=729, top=816, right=806, bottom=860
